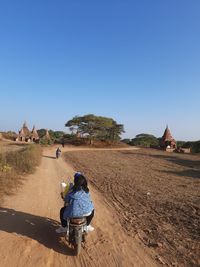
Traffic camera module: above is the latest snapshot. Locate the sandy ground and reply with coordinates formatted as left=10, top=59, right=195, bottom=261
left=0, top=146, right=158, bottom=267
left=64, top=148, right=200, bottom=267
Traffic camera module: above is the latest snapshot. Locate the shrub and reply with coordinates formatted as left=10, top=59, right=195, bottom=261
left=0, top=144, right=42, bottom=200
left=2, top=131, right=17, bottom=140
left=5, top=145, right=42, bottom=173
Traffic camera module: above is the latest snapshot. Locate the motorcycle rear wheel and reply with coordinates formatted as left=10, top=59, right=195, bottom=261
left=74, top=241, right=81, bottom=256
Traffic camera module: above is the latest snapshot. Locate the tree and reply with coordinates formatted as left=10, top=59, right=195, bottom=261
left=177, top=141, right=187, bottom=148
left=130, top=133, right=159, bottom=147
left=105, top=122, right=124, bottom=142
left=121, top=139, right=131, bottom=144
left=53, top=131, right=65, bottom=139
left=48, top=130, right=65, bottom=140
left=65, top=114, right=125, bottom=144
left=192, top=141, right=200, bottom=153
left=37, top=129, right=46, bottom=138
left=37, top=129, right=65, bottom=144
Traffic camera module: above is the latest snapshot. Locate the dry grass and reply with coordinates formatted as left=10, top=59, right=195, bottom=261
left=0, top=141, right=28, bottom=153
left=0, top=144, right=42, bottom=200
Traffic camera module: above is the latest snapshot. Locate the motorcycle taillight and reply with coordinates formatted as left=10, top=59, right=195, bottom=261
left=70, top=218, right=86, bottom=225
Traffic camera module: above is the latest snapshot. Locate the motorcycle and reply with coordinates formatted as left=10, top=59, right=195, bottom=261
left=67, top=217, right=87, bottom=255
left=60, top=182, right=87, bottom=255
left=56, top=149, right=61, bottom=159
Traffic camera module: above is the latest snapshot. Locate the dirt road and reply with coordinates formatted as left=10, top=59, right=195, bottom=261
left=0, top=146, right=158, bottom=267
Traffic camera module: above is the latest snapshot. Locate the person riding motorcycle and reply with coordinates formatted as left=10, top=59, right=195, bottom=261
left=56, top=172, right=94, bottom=233
left=56, top=147, right=61, bottom=159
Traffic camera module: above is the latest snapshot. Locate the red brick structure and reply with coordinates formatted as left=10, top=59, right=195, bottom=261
left=16, top=122, right=39, bottom=142
left=30, top=125, right=40, bottom=142
left=160, top=125, right=177, bottom=150
left=44, top=129, right=51, bottom=140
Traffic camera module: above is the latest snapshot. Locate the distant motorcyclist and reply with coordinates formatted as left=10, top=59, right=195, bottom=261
left=56, top=147, right=61, bottom=159
left=56, top=172, right=94, bottom=233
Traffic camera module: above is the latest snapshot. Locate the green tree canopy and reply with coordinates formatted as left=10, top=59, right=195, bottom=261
left=37, top=129, right=46, bottom=138
left=182, top=140, right=200, bottom=153
left=65, top=114, right=125, bottom=143
left=38, top=129, right=65, bottom=142
left=130, top=133, right=159, bottom=147
left=192, top=141, right=200, bottom=153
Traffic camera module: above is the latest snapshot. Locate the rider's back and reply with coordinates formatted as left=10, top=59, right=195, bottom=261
left=64, top=189, right=94, bottom=218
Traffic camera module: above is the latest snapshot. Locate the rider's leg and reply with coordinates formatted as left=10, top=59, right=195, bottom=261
left=60, top=207, right=68, bottom=227
left=86, top=209, right=94, bottom=226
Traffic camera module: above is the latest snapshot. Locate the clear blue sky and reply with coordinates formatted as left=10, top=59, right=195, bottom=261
left=0, top=0, right=199, bottom=141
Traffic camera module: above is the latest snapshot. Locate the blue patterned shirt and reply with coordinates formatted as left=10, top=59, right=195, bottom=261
left=63, top=189, right=94, bottom=218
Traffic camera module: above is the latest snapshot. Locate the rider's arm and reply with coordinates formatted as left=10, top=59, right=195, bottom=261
left=64, top=191, right=71, bottom=203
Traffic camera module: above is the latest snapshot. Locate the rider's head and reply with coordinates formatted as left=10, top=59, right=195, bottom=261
left=73, top=172, right=89, bottom=193
left=74, top=172, right=82, bottom=182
